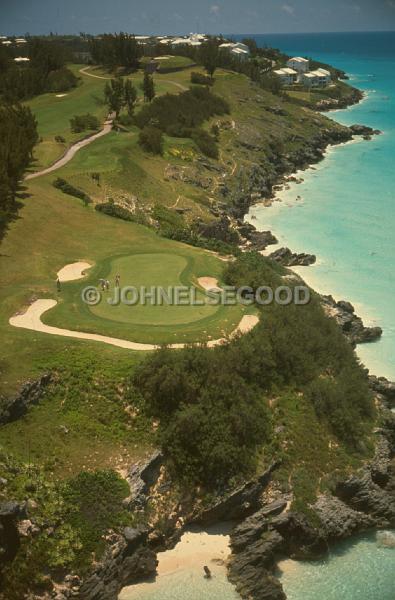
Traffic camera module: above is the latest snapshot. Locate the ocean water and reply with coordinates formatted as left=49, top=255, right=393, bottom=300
left=243, top=31, right=395, bottom=380
left=278, top=530, right=395, bottom=600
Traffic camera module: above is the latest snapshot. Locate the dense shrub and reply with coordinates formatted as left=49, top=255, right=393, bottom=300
left=190, top=71, right=213, bottom=85
left=62, top=470, right=130, bottom=568
left=191, top=128, right=218, bottom=158
left=134, top=86, right=229, bottom=137
left=134, top=252, right=375, bottom=487
left=138, top=125, right=163, bottom=154
left=95, top=200, right=148, bottom=225
left=46, top=67, right=79, bottom=92
left=70, top=113, right=100, bottom=133
left=53, top=178, right=91, bottom=205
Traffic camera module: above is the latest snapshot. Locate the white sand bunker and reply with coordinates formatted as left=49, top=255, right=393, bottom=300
left=57, top=261, right=92, bottom=282
left=55, top=94, right=68, bottom=98
left=198, top=277, right=223, bottom=292
left=9, top=300, right=259, bottom=351
left=234, top=314, right=259, bottom=334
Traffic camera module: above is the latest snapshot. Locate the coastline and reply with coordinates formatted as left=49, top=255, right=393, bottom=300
left=246, top=91, right=391, bottom=378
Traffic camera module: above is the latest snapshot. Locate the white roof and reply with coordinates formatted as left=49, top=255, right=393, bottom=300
left=274, top=68, right=296, bottom=76
left=135, top=36, right=150, bottom=40
left=303, top=72, right=318, bottom=79
left=219, top=42, right=235, bottom=48
left=0, top=36, right=7, bottom=40
left=14, top=57, right=30, bottom=62
left=289, top=56, right=309, bottom=63
left=231, top=47, right=249, bottom=55
left=2, top=40, right=12, bottom=45
left=315, top=68, right=331, bottom=76
left=15, top=38, right=27, bottom=43
left=159, top=39, right=170, bottom=44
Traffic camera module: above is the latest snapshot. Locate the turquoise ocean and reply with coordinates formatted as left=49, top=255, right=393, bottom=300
left=121, top=32, right=395, bottom=600
left=244, top=31, right=395, bottom=380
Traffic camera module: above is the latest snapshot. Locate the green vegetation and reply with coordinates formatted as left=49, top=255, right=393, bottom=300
left=0, top=102, right=38, bottom=241
left=104, top=76, right=138, bottom=117
left=0, top=39, right=78, bottom=102
left=90, top=32, right=142, bottom=71
left=70, top=112, right=100, bottom=133
left=141, top=72, right=156, bottom=102
left=53, top=177, right=92, bottom=205
left=190, top=71, right=214, bottom=86
left=134, top=86, right=229, bottom=135
left=133, top=253, right=375, bottom=492
left=139, top=125, right=163, bottom=154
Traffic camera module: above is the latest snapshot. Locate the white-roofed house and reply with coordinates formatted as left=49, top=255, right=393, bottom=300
left=2, top=40, right=12, bottom=45
left=287, top=56, right=310, bottom=73
left=273, top=67, right=298, bottom=85
left=15, top=38, right=27, bottom=44
left=219, top=42, right=250, bottom=60
left=14, top=57, right=30, bottom=63
left=302, top=68, right=331, bottom=88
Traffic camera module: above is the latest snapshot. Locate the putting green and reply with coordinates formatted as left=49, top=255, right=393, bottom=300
left=91, top=253, right=217, bottom=326
left=42, top=249, right=246, bottom=345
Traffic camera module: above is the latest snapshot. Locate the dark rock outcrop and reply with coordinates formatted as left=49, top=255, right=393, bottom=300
left=124, top=451, right=163, bottom=511
left=269, top=247, right=316, bottom=267
left=350, top=124, right=382, bottom=137
left=193, top=461, right=281, bottom=525
left=369, top=376, right=395, bottom=408
left=320, top=295, right=382, bottom=345
left=0, top=373, right=52, bottom=425
left=76, top=527, right=157, bottom=600
left=0, top=502, right=23, bottom=572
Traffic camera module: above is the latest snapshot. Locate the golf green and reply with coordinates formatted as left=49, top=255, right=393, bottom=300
left=91, top=253, right=218, bottom=326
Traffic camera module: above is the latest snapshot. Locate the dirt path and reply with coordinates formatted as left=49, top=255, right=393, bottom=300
left=26, top=120, right=113, bottom=180
left=79, top=67, right=188, bottom=92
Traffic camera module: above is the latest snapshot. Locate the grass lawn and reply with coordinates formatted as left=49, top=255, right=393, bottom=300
left=0, top=169, right=244, bottom=395
left=26, top=63, right=195, bottom=171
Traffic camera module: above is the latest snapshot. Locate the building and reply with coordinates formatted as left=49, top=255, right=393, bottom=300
left=15, top=38, right=27, bottom=44
left=274, top=67, right=298, bottom=85
left=2, top=40, right=12, bottom=45
left=302, top=68, right=331, bottom=88
left=14, top=57, right=30, bottom=63
left=286, top=56, right=310, bottom=73
left=219, top=42, right=250, bottom=60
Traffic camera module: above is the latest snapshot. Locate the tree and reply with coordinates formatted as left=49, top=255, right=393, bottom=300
left=199, top=39, right=219, bottom=78
left=142, top=72, right=155, bottom=102
left=104, top=77, right=126, bottom=117
left=138, top=126, right=163, bottom=155
left=124, top=79, right=137, bottom=115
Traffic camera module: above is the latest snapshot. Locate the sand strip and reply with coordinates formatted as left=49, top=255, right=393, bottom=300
left=9, top=301, right=259, bottom=351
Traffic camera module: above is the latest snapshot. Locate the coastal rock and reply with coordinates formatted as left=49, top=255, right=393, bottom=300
left=335, top=471, right=395, bottom=525
left=268, top=247, right=316, bottom=267
left=247, top=230, right=278, bottom=251
left=231, top=499, right=288, bottom=551
left=350, top=124, right=382, bottom=136
left=76, top=528, right=157, bottom=600
left=193, top=461, right=281, bottom=525
left=369, top=376, right=395, bottom=407
left=198, top=216, right=240, bottom=245
left=320, top=295, right=382, bottom=345
left=124, top=451, right=163, bottom=511
left=313, top=494, right=374, bottom=540
left=0, top=373, right=52, bottom=425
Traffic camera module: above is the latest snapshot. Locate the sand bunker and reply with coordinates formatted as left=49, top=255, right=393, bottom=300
left=55, top=94, right=68, bottom=98
left=10, top=300, right=259, bottom=351
left=57, top=261, right=92, bottom=282
left=198, top=277, right=222, bottom=292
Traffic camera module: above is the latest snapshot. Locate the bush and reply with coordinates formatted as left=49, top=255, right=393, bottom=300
left=70, top=113, right=100, bottom=133
left=191, top=128, right=218, bottom=158
left=95, top=200, right=148, bottom=225
left=55, top=135, right=66, bottom=143
left=62, top=470, right=130, bottom=568
left=134, top=86, right=229, bottom=137
left=46, top=67, right=78, bottom=93
left=190, top=71, right=213, bottom=85
left=138, top=125, right=163, bottom=155
left=53, top=178, right=91, bottom=205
